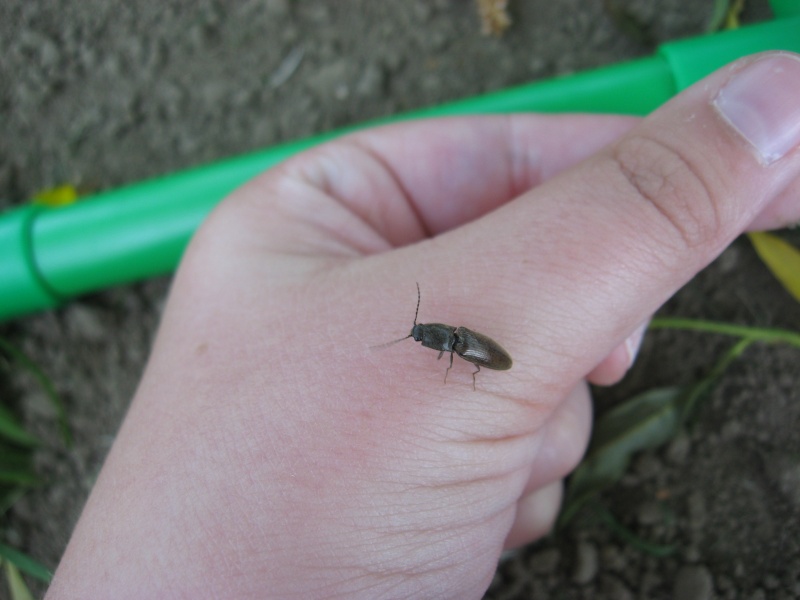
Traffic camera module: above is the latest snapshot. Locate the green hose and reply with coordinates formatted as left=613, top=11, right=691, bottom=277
left=2, top=12, right=800, bottom=321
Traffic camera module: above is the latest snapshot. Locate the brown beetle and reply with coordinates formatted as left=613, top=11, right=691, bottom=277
left=384, top=283, right=512, bottom=390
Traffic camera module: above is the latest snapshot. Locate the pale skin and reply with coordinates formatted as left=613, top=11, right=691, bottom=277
left=47, top=53, right=800, bottom=599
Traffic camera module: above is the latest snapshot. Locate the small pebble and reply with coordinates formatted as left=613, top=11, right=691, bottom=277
left=673, top=565, right=714, bottom=600
left=666, top=434, right=691, bottom=465
left=762, top=573, right=780, bottom=590
left=64, top=304, right=106, bottom=342
left=778, top=461, right=800, bottom=508
left=306, top=59, right=351, bottom=99
left=355, top=62, right=385, bottom=98
left=601, top=574, right=634, bottom=600
left=572, top=541, right=598, bottom=585
left=687, top=491, right=707, bottom=530
left=600, top=544, right=628, bottom=572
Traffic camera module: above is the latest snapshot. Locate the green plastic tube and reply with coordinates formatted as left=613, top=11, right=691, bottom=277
left=2, top=13, right=800, bottom=321
left=772, top=0, right=800, bottom=17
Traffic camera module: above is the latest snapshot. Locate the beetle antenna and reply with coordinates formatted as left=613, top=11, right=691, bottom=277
left=414, top=282, right=421, bottom=326
left=370, top=334, right=412, bottom=350
left=370, top=284, right=420, bottom=350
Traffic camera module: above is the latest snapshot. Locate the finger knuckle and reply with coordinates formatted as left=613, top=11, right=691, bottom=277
left=611, top=135, right=723, bottom=251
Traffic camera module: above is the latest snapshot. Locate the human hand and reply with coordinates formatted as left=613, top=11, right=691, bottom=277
left=47, top=53, right=800, bottom=599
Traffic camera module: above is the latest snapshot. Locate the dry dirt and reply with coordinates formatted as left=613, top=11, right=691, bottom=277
left=1, top=1, right=799, bottom=599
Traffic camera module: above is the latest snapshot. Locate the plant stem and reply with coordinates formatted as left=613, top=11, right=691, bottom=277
left=680, top=337, right=753, bottom=418
left=649, top=318, right=800, bottom=347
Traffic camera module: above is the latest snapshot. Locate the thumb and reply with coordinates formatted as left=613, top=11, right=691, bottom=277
left=411, top=52, right=800, bottom=397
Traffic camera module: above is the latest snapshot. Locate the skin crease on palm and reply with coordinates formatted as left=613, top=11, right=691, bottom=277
left=45, top=53, right=800, bottom=599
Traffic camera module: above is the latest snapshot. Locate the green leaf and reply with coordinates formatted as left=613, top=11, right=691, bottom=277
left=649, top=318, right=800, bottom=347
left=0, top=442, right=37, bottom=489
left=0, top=543, right=52, bottom=583
left=561, top=337, right=757, bottom=528
left=0, top=446, right=38, bottom=489
left=0, top=469, right=39, bottom=487
left=3, top=560, right=36, bottom=600
left=0, top=337, right=71, bottom=446
left=0, top=488, right=26, bottom=518
left=561, top=386, right=684, bottom=526
left=0, top=405, right=39, bottom=448
left=0, top=445, right=35, bottom=470
left=749, top=231, right=800, bottom=304
left=589, top=386, right=684, bottom=455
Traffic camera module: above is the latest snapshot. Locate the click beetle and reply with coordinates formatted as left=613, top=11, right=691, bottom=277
left=382, top=283, right=512, bottom=390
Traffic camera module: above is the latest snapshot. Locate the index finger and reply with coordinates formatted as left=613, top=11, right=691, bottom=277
left=272, top=114, right=637, bottom=244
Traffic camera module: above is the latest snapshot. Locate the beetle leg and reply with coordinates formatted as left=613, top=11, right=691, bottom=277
left=444, top=351, right=454, bottom=384
left=437, top=350, right=445, bottom=360
left=471, top=364, right=481, bottom=391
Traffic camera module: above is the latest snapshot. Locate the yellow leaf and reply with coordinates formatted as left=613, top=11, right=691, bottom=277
left=723, top=0, right=745, bottom=30
left=32, top=184, right=79, bottom=207
left=3, top=561, right=36, bottom=600
left=748, top=231, right=800, bottom=303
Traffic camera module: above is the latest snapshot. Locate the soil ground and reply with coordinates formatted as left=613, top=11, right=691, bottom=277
left=1, top=1, right=799, bottom=598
